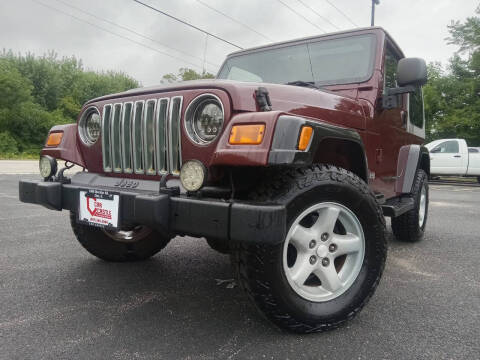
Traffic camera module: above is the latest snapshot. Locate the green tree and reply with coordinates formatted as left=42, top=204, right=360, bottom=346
left=0, top=60, right=32, bottom=109
left=161, top=67, right=215, bottom=83
left=0, top=50, right=140, bottom=156
left=424, top=6, right=480, bottom=146
left=0, top=131, right=18, bottom=154
left=447, top=6, right=480, bottom=53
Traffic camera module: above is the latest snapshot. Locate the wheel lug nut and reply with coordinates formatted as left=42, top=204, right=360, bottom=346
left=321, top=233, right=329, bottom=241
left=309, top=255, right=317, bottom=265
left=329, top=244, right=337, bottom=252
left=309, top=240, right=316, bottom=249
left=322, top=258, right=330, bottom=267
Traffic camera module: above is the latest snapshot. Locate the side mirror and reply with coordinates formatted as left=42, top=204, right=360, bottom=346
left=382, top=57, right=427, bottom=110
left=397, top=58, right=427, bottom=87
left=430, top=147, right=440, bottom=153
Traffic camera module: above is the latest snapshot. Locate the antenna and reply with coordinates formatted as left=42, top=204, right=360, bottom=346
left=371, top=0, right=380, bottom=26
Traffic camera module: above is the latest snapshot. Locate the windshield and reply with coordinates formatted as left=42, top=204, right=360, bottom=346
left=217, top=34, right=376, bottom=86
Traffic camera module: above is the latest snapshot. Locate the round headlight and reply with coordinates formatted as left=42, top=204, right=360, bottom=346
left=39, top=155, right=57, bottom=180
left=180, top=160, right=207, bottom=192
left=79, top=107, right=101, bottom=145
left=185, top=94, right=224, bottom=145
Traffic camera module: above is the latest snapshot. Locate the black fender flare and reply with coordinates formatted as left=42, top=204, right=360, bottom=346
left=268, top=115, right=368, bottom=182
left=395, top=144, right=430, bottom=194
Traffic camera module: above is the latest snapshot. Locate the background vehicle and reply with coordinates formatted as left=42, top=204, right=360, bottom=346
left=426, top=139, right=480, bottom=182
left=19, top=27, right=429, bottom=333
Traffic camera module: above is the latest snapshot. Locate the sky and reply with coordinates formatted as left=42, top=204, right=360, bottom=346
left=1, top=0, right=478, bottom=86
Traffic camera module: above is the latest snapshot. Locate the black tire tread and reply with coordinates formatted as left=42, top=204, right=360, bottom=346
left=69, top=211, right=171, bottom=262
left=231, top=164, right=387, bottom=333
left=391, top=169, right=428, bottom=242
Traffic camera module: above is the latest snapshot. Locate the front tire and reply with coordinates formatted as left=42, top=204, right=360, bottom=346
left=231, top=165, right=387, bottom=333
left=70, top=211, right=171, bottom=262
left=391, top=169, right=429, bottom=242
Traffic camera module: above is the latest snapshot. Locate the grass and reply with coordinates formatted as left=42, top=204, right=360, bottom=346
left=0, top=152, right=39, bottom=160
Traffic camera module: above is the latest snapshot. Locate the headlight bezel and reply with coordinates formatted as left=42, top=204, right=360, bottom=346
left=184, top=93, right=224, bottom=145
left=78, top=106, right=101, bottom=145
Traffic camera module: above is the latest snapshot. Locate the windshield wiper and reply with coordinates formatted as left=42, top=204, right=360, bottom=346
left=285, top=81, right=321, bottom=90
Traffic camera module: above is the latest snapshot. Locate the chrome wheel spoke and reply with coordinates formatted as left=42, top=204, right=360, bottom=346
left=290, top=225, right=314, bottom=252
left=312, top=206, right=340, bottom=235
left=332, top=233, right=362, bottom=256
left=290, top=253, right=313, bottom=286
left=314, top=265, right=342, bottom=293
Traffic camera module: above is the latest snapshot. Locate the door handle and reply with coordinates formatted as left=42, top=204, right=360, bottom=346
left=453, top=155, right=461, bottom=158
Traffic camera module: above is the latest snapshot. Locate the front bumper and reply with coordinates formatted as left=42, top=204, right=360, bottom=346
left=18, top=172, right=286, bottom=244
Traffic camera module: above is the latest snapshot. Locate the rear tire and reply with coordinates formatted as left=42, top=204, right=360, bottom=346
left=391, top=169, right=429, bottom=242
left=70, top=211, right=171, bottom=262
left=230, top=165, right=387, bottom=333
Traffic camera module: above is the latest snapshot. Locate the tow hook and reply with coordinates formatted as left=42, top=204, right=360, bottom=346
left=158, top=173, right=180, bottom=196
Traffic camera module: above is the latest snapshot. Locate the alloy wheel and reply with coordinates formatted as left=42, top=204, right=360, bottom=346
left=283, top=202, right=365, bottom=302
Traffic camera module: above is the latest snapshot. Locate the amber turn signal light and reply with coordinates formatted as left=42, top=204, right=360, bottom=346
left=46, top=132, right=63, bottom=147
left=297, top=126, right=313, bottom=151
left=229, top=124, right=265, bottom=145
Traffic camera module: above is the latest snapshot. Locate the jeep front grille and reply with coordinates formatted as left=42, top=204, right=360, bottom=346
left=101, top=96, right=183, bottom=175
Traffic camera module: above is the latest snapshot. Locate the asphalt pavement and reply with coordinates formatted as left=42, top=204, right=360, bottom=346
left=1, top=174, right=479, bottom=359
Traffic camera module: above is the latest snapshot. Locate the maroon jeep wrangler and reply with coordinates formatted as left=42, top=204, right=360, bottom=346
left=19, top=27, right=430, bottom=333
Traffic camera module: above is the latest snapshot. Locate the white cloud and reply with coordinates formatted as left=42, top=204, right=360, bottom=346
left=1, top=0, right=477, bottom=86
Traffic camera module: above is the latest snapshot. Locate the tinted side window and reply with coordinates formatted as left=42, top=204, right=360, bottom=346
left=384, top=47, right=398, bottom=89
left=469, top=148, right=479, bottom=153
left=432, top=141, right=459, bottom=154
left=409, top=88, right=424, bottom=128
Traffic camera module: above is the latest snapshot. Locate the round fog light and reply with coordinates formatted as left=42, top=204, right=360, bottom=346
left=180, top=160, right=206, bottom=192
left=39, top=155, right=57, bottom=180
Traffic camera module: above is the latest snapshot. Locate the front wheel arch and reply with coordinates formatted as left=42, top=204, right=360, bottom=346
left=267, top=115, right=368, bottom=182
left=312, top=138, right=368, bottom=182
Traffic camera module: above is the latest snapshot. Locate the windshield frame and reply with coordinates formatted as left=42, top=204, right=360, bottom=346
left=217, top=32, right=378, bottom=87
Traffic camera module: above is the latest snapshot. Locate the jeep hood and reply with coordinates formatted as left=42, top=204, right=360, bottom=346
left=87, top=79, right=366, bottom=129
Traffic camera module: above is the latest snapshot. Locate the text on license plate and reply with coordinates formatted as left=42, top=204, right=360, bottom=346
left=78, top=190, right=119, bottom=228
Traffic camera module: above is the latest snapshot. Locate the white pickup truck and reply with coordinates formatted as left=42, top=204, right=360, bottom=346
left=425, top=139, right=480, bottom=182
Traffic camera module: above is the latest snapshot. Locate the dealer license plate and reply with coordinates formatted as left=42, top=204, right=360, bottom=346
left=78, top=189, right=120, bottom=229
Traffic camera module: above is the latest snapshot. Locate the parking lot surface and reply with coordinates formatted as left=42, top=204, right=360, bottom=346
left=1, top=174, right=479, bottom=359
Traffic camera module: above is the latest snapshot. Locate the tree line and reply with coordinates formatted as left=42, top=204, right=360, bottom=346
left=0, top=7, right=478, bottom=157
left=424, top=5, right=479, bottom=145
left=0, top=50, right=139, bottom=156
